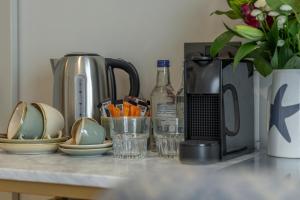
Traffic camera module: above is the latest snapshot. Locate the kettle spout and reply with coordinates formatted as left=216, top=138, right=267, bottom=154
left=50, top=58, right=59, bottom=73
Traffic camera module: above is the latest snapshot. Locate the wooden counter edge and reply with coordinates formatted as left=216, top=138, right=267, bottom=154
left=0, top=179, right=107, bottom=199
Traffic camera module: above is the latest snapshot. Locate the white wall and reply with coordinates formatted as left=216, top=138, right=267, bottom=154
left=0, top=0, right=12, bottom=132
left=0, top=0, right=18, bottom=132
left=0, top=1, right=271, bottom=199
left=18, top=0, right=234, bottom=104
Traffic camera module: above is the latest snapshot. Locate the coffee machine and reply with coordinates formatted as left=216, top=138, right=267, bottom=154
left=179, top=43, right=255, bottom=164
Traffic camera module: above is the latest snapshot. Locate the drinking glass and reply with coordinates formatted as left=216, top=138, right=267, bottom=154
left=153, top=117, right=184, bottom=158
left=110, top=117, right=150, bottom=159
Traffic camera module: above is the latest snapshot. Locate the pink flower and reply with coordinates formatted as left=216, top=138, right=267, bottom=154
left=241, top=3, right=260, bottom=28
left=266, top=15, right=274, bottom=27
left=244, top=15, right=260, bottom=28
left=241, top=4, right=252, bottom=16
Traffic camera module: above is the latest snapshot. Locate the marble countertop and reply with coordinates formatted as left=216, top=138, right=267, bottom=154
left=102, top=152, right=300, bottom=200
left=0, top=150, right=255, bottom=189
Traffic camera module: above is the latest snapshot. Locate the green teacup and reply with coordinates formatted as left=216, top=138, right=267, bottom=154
left=7, top=102, right=44, bottom=140
left=71, top=118, right=106, bottom=145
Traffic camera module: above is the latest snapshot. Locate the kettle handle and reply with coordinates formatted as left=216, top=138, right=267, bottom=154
left=223, top=83, right=240, bottom=136
left=105, top=58, right=140, bottom=101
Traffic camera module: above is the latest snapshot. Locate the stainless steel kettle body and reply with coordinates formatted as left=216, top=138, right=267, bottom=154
left=51, top=53, right=140, bottom=136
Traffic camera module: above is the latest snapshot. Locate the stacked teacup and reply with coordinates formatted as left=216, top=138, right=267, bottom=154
left=0, top=102, right=67, bottom=154
left=59, top=118, right=112, bottom=156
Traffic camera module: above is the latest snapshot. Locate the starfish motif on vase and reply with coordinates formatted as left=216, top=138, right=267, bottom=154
left=269, top=84, right=300, bottom=143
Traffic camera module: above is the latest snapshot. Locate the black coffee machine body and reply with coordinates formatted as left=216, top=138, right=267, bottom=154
left=179, top=43, right=254, bottom=164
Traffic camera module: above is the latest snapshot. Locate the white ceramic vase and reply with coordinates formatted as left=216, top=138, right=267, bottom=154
left=268, top=69, right=300, bottom=158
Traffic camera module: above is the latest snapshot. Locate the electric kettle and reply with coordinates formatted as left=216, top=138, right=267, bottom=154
left=50, top=53, right=140, bottom=136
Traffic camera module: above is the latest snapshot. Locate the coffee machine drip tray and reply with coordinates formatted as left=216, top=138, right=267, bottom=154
left=179, top=140, right=220, bottom=164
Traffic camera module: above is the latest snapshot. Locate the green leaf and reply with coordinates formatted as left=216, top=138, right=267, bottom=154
left=246, top=42, right=268, bottom=58
left=227, top=0, right=250, bottom=17
left=224, top=23, right=243, bottom=38
left=287, top=20, right=300, bottom=51
left=254, top=56, right=273, bottom=77
left=210, top=31, right=235, bottom=57
left=267, top=21, right=279, bottom=50
left=283, top=55, right=300, bottom=69
left=266, top=0, right=300, bottom=20
left=278, top=45, right=294, bottom=68
left=211, top=10, right=241, bottom=19
left=297, top=32, right=300, bottom=52
left=271, top=48, right=279, bottom=68
left=266, top=0, right=300, bottom=11
left=233, top=42, right=258, bottom=69
left=234, top=25, right=264, bottom=41
left=288, top=19, right=300, bottom=36
left=282, top=0, right=300, bottom=12
left=266, top=0, right=282, bottom=10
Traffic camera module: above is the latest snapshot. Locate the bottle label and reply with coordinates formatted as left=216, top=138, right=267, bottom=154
left=156, top=103, right=176, bottom=118
left=156, top=118, right=177, bottom=133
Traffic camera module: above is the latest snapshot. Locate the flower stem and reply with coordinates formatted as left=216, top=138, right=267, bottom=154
left=264, top=18, right=270, bottom=31
left=259, top=21, right=268, bottom=40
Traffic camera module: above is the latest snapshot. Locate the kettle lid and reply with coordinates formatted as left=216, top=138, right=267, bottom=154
left=64, top=52, right=100, bottom=57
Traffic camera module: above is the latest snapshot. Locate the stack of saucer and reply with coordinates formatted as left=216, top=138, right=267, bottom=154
left=0, top=137, right=68, bottom=154
left=59, top=118, right=112, bottom=156
left=0, top=102, right=67, bottom=154
left=59, top=139, right=112, bottom=156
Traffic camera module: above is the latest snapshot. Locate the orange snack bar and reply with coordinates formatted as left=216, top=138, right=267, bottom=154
left=114, top=107, right=121, bottom=117
left=123, top=101, right=131, bottom=116
left=100, top=97, right=150, bottom=117
left=135, top=107, right=141, bottom=116
left=107, top=104, right=115, bottom=117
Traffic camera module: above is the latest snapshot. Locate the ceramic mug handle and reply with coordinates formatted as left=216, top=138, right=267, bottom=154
left=18, top=133, right=40, bottom=140
left=45, top=130, right=63, bottom=139
left=18, top=134, right=24, bottom=140
left=57, top=130, right=63, bottom=138
left=18, top=134, right=39, bottom=140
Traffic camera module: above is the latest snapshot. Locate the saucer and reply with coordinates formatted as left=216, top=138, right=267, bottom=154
left=59, top=139, right=112, bottom=149
left=0, top=136, right=68, bottom=144
left=0, top=143, right=58, bottom=154
left=59, top=147, right=112, bottom=156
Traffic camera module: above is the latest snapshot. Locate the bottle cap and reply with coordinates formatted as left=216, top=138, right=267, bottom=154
left=157, top=60, right=170, bottom=67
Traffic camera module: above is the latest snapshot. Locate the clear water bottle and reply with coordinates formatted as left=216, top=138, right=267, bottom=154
left=150, top=60, right=176, bottom=152
left=176, top=68, right=184, bottom=133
